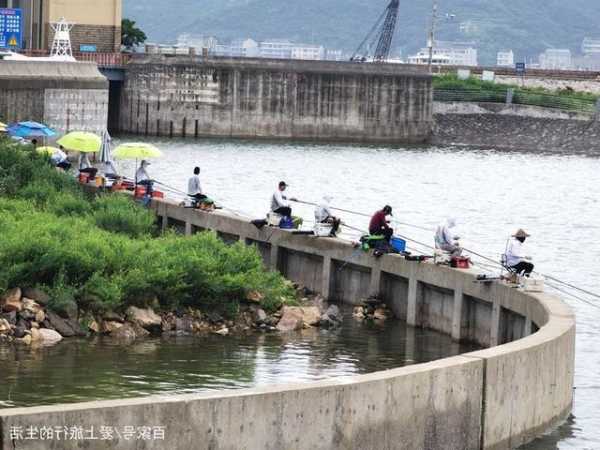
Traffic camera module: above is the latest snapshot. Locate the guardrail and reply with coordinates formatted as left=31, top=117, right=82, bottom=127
left=17, top=50, right=131, bottom=68
left=434, top=88, right=598, bottom=114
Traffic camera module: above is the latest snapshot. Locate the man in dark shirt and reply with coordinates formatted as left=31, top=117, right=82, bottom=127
left=369, top=205, right=394, bottom=241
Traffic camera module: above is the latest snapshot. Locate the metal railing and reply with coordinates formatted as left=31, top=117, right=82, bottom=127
left=434, top=88, right=598, bottom=114
left=17, top=50, right=131, bottom=68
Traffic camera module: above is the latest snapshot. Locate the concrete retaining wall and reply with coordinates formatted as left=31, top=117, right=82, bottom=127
left=0, top=199, right=575, bottom=450
left=433, top=101, right=600, bottom=153
left=0, top=61, right=108, bottom=135
left=118, top=56, right=433, bottom=144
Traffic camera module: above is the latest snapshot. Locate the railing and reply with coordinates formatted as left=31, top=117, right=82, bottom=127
left=434, top=88, right=599, bottom=114
left=16, top=50, right=131, bottom=68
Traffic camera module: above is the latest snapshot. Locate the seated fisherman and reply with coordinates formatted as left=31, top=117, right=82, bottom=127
left=369, top=205, right=393, bottom=242
left=314, top=195, right=341, bottom=236
left=135, top=160, right=154, bottom=197
left=505, top=228, right=534, bottom=277
left=270, top=181, right=296, bottom=217
left=51, top=146, right=71, bottom=171
left=434, top=217, right=462, bottom=257
left=78, top=152, right=98, bottom=179
left=187, top=166, right=207, bottom=204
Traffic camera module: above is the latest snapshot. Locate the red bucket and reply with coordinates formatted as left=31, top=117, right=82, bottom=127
left=78, top=173, right=89, bottom=184
left=151, top=191, right=164, bottom=199
left=134, top=186, right=147, bottom=198
left=451, top=256, right=471, bottom=269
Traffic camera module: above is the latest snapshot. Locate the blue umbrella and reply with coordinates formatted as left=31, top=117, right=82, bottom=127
left=7, top=121, right=56, bottom=138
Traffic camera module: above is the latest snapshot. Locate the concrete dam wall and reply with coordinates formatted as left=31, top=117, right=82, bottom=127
left=118, top=56, right=433, bottom=144
left=0, top=198, right=576, bottom=450
left=0, top=61, right=108, bottom=135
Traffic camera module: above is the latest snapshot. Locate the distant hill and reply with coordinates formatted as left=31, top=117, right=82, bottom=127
left=124, top=0, right=600, bottom=65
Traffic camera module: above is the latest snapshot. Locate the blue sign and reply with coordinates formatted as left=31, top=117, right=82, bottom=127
left=79, top=44, right=98, bottom=53
left=0, top=8, right=22, bottom=49
left=515, top=62, right=526, bottom=75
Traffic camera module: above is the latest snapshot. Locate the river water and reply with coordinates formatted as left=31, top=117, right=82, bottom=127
left=0, top=311, right=478, bottom=408
left=112, top=137, right=600, bottom=449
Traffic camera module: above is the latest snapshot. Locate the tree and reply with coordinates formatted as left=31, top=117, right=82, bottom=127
left=121, top=18, right=147, bottom=50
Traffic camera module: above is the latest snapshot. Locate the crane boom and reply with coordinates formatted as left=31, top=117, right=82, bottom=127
left=351, top=0, right=400, bottom=63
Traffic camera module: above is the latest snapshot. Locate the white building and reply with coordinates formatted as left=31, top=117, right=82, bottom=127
left=214, top=39, right=259, bottom=58
left=497, top=50, right=514, bottom=67
left=176, top=34, right=218, bottom=52
left=408, top=41, right=477, bottom=66
left=258, top=40, right=295, bottom=59
left=582, top=38, right=600, bottom=55
left=290, top=45, right=325, bottom=61
left=539, top=49, right=572, bottom=70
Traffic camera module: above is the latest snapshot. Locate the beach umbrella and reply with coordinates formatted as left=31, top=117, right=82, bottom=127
left=57, top=131, right=102, bottom=153
left=99, top=130, right=112, bottom=163
left=7, top=121, right=56, bottom=138
left=36, top=146, right=60, bottom=155
left=113, top=142, right=163, bottom=160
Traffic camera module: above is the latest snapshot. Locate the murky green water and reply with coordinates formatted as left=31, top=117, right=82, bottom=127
left=0, top=310, right=478, bottom=408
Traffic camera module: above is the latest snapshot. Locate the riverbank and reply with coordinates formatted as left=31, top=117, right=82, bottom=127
left=0, top=139, right=299, bottom=346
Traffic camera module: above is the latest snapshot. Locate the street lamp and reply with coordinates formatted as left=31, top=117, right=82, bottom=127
left=427, top=0, right=438, bottom=72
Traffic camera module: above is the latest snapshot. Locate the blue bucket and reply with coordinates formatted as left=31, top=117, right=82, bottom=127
left=390, top=237, right=406, bottom=253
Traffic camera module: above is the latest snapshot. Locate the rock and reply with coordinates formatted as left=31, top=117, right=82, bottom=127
left=373, top=308, right=389, bottom=321
left=35, top=310, right=45, bottom=323
left=38, top=328, right=62, bottom=345
left=0, top=318, right=11, bottom=334
left=276, top=307, right=304, bottom=332
left=110, top=323, right=137, bottom=341
left=175, top=315, right=194, bottom=333
left=254, top=308, right=268, bottom=324
left=65, top=318, right=86, bottom=337
left=353, top=306, right=365, bottom=317
left=59, top=301, right=79, bottom=320
left=30, top=327, right=41, bottom=342
left=246, top=290, right=264, bottom=303
left=17, top=335, right=32, bottom=345
left=214, top=327, right=229, bottom=336
left=161, top=315, right=176, bottom=332
left=22, top=298, right=42, bottom=314
left=2, top=311, right=16, bottom=325
left=2, top=288, right=23, bottom=312
left=18, top=309, right=35, bottom=321
left=103, top=311, right=125, bottom=322
left=300, top=306, right=321, bottom=326
left=100, top=321, right=123, bottom=334
left=205, top=312, right=223, bottom=324
left=30, top=322, right=39, bottom=329
left=89, top=320, right=100, bottom=333
left=45, top=311, right=76, bottom=337
left=13, top=320, right=27, bottom=338
left=320, top=304, right=342, bottom=328
left=126, top=306, right=162, bottom=331
left=22, top=287, right=50, bottom=306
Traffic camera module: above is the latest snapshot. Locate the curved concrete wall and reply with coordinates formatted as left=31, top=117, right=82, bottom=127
left=0, top=199, right=575, bottom=450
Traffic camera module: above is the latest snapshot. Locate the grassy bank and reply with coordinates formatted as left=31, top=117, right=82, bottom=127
left=433, top=74, right=599, bottom=112
left=0, top=139, right=294, bottom=319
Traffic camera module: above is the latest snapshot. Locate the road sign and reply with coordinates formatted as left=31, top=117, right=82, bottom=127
left=0, top=8, right=22, bottom=49
left=515, top=62, right=526, bottom=75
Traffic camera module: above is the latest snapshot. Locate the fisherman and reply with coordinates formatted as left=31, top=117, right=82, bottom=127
left=78, top=152, right=98, bottom=179
left=369, top=205, right=393, bottom=242
left=135, top=159, right=154, bottom=197
left=434, top=217, right=462, bottom=257
left=505, top=229, right=534, bottom=277
left=271, top=181, right=296, bottom=217
left=51, top=146, right=71, bottom=171
left=314, top=195, right=341, bottom=236
left=187, top=166, right=207, bottom=204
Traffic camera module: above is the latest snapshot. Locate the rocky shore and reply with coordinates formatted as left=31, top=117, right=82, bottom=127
left=0, top=285, right=395, bottom=347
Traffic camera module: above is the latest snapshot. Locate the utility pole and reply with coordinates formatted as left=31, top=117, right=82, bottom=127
left=427, top=0, right=438, bottom=72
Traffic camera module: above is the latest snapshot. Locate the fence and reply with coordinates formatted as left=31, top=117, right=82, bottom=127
left=434, top=88, right=598, bottom=115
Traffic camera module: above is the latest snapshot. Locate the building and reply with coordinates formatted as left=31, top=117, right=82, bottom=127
left=176, top=34, right=218, bottom=52
left=0, top=0, right=121, bottom=52
left=497, top=50, right=514, bottom=67
left=539, top=49, right=572, bottom=70
left=290, top=44, right=324, bottom=61
left=581, top=38, right=600, bottom=55
left=214, top=38, right=259, bottom=58
left=408, top=41, right=477, bottom=66
left=258, top=40, right=294, bottom=59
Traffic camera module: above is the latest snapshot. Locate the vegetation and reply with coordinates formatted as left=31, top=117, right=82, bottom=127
left=0, top=140, right=294, bottom=317
left=433, top=74, right=599, bottom=113
left=121, top=18, right=147, bottom=50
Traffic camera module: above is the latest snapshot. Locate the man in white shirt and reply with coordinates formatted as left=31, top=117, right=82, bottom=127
left=314, top=195, right=341, bottom=236
left=50, top=147, right=71, bottom=171
left=505, top=228, right=534, bottom=276
left=187, top=166, right=207, bottom=204
left=78, top=152, right=98, bottom=179
left=270, top=181, right=296, bottom=217
left=434, top=217, right=462, bottom=256
left=135, top=159, right=154, bottom=197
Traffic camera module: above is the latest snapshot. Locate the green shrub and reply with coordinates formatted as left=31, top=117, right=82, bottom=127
left=92, top=194, right=156, bottom=237
left=49, top=192, right=92, bottom=216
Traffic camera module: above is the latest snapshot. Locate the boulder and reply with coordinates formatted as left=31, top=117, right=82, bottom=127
left=65, top=318, right=86, bottom=337
left=320, top=304, right=342, bottom=328
left=100, top=321, right=123, bottom=334
left=110, top=323, right=137, bottom=341
left=125, top=306, right=162, bottom=331
left=38, top=328, right=62, bottom=345
left=2, top=311, right=16, bottom=325
left=276, top=307, right=304, bottom=332
left=18, top=309, right=35, bottom=321
left=35, top=310, right=45, bottom=323
left=2, top=288, right=23, bottom=312
left=22, top=287, right=50, bottom=306
left=30, top=327, right=41, bottom=342
left=89, top=320, right=100, bottom=333
left=13, top=320, right=27, bottom=338
left=0, top=318, right=11, bottom=334
left=175, top=315, right=194, bottom=333
left=103, top=311, right=125, bottom=323
left=22, top=298, right=42, bottom=314
left=353, top=306, right=365, bottom=318
left=246, top=290, right=264, bottom=303
left=254, top=308, right=268, bottom=324
left=30, top=322, right=40, bottom=329
left=45, top=311, right=76, bottom=337
left=214, top=327, right=229, bottom=336
left=373, top=308, right=390, bottom=321
left=17, top=335, right=32, bottom=345
left=300, top=306, right=321, bottom=326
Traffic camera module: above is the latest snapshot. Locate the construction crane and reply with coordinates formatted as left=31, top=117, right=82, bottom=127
left=350, top=0, right=400, bottom=63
